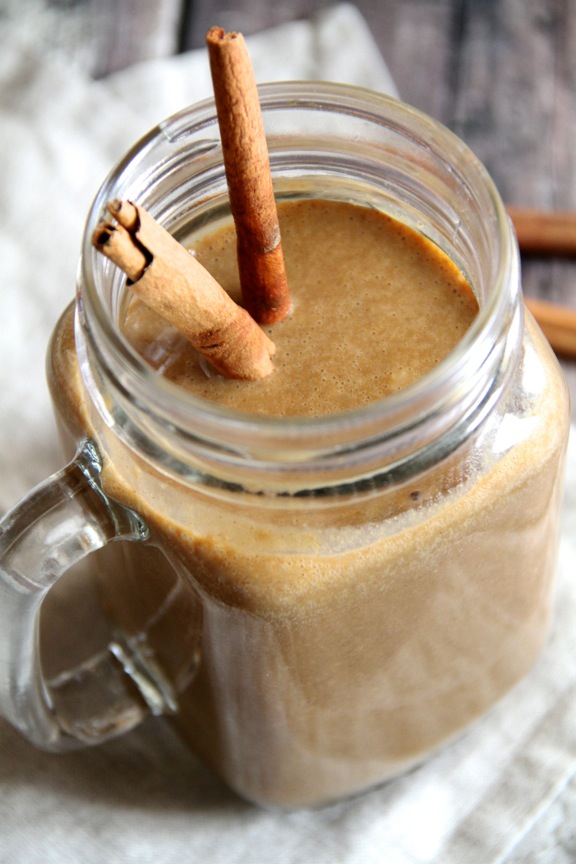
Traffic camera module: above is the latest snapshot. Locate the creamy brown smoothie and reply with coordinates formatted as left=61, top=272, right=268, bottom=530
left=123, top=200, right=478, bottom=415
left=47, top=198, right=569, bottom=808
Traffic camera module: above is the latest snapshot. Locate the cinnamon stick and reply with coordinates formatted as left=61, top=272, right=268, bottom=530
left=206, top=27, right=291, bottom=325
left=507, top=207, right=576, bottom=255
left=525, top=297, right=576, bottom=358
left=92, top=199, right=276, bottom=380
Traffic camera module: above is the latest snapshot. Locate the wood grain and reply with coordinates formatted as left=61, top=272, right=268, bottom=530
left=180, top=0, right=330, bottom=48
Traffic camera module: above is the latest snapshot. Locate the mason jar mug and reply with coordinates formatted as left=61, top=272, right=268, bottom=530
left=0, top=83, right=569, bottom=808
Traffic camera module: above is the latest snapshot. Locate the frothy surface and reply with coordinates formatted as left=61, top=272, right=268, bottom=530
left=123, top=200, right=478, bottom=416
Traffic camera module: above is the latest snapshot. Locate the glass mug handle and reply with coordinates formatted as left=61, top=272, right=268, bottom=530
left=0, top=440, right=168, bottom=751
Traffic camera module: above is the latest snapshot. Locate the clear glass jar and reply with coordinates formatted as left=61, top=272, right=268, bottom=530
left=0, top=83, right=569, bottom=809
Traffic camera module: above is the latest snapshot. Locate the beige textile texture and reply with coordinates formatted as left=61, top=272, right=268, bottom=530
left=0, top=5, right=575, bottom=861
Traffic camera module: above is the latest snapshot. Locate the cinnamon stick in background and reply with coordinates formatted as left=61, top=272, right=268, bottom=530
left=206, top=27, right=291, bottom=325
left=504, top=206, right=576, bottom=358
left=507, top=206, right=576, bottom=256
left=93, top=199, right=276, bottom=380
left=525, top=297, right=576, bottom=359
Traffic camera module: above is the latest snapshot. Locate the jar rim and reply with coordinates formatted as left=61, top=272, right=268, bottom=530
left=78, top=81, right=521, bottom=472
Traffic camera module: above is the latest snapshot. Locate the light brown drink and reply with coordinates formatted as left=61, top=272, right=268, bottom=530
left=47, top=198, right=569, bottom=808
left=123, top=199, right=478, bottom=415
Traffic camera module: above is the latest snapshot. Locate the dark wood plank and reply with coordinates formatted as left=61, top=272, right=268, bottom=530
left=447, top=0, right=576, bottom=404
left=348, top=0, right=460, bottom=125
left=181, top=0, right=331, bottom=48
left=449, top=0, right=569, bottom=207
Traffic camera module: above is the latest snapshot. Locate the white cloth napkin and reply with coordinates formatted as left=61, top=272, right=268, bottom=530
left=0, top=4, right=575, bottom=862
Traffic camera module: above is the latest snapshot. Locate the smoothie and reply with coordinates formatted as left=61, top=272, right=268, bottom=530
left=123, top=199, right=478, bottom=415
left=46, top=197, right=569, bottom=808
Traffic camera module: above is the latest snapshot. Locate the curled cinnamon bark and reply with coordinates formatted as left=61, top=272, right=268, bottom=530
left=92, top=200, right=276, bottom=380
left=206, top=27, right=291, bottom=325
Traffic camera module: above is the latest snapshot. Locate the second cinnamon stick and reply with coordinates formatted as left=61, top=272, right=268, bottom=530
left=507, top=206, right=576, bottom=256
left=525, top=296, right=576, bottom=358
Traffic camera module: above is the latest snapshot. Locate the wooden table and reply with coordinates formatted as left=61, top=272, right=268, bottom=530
left=4, top=0, right=576, bottom=416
